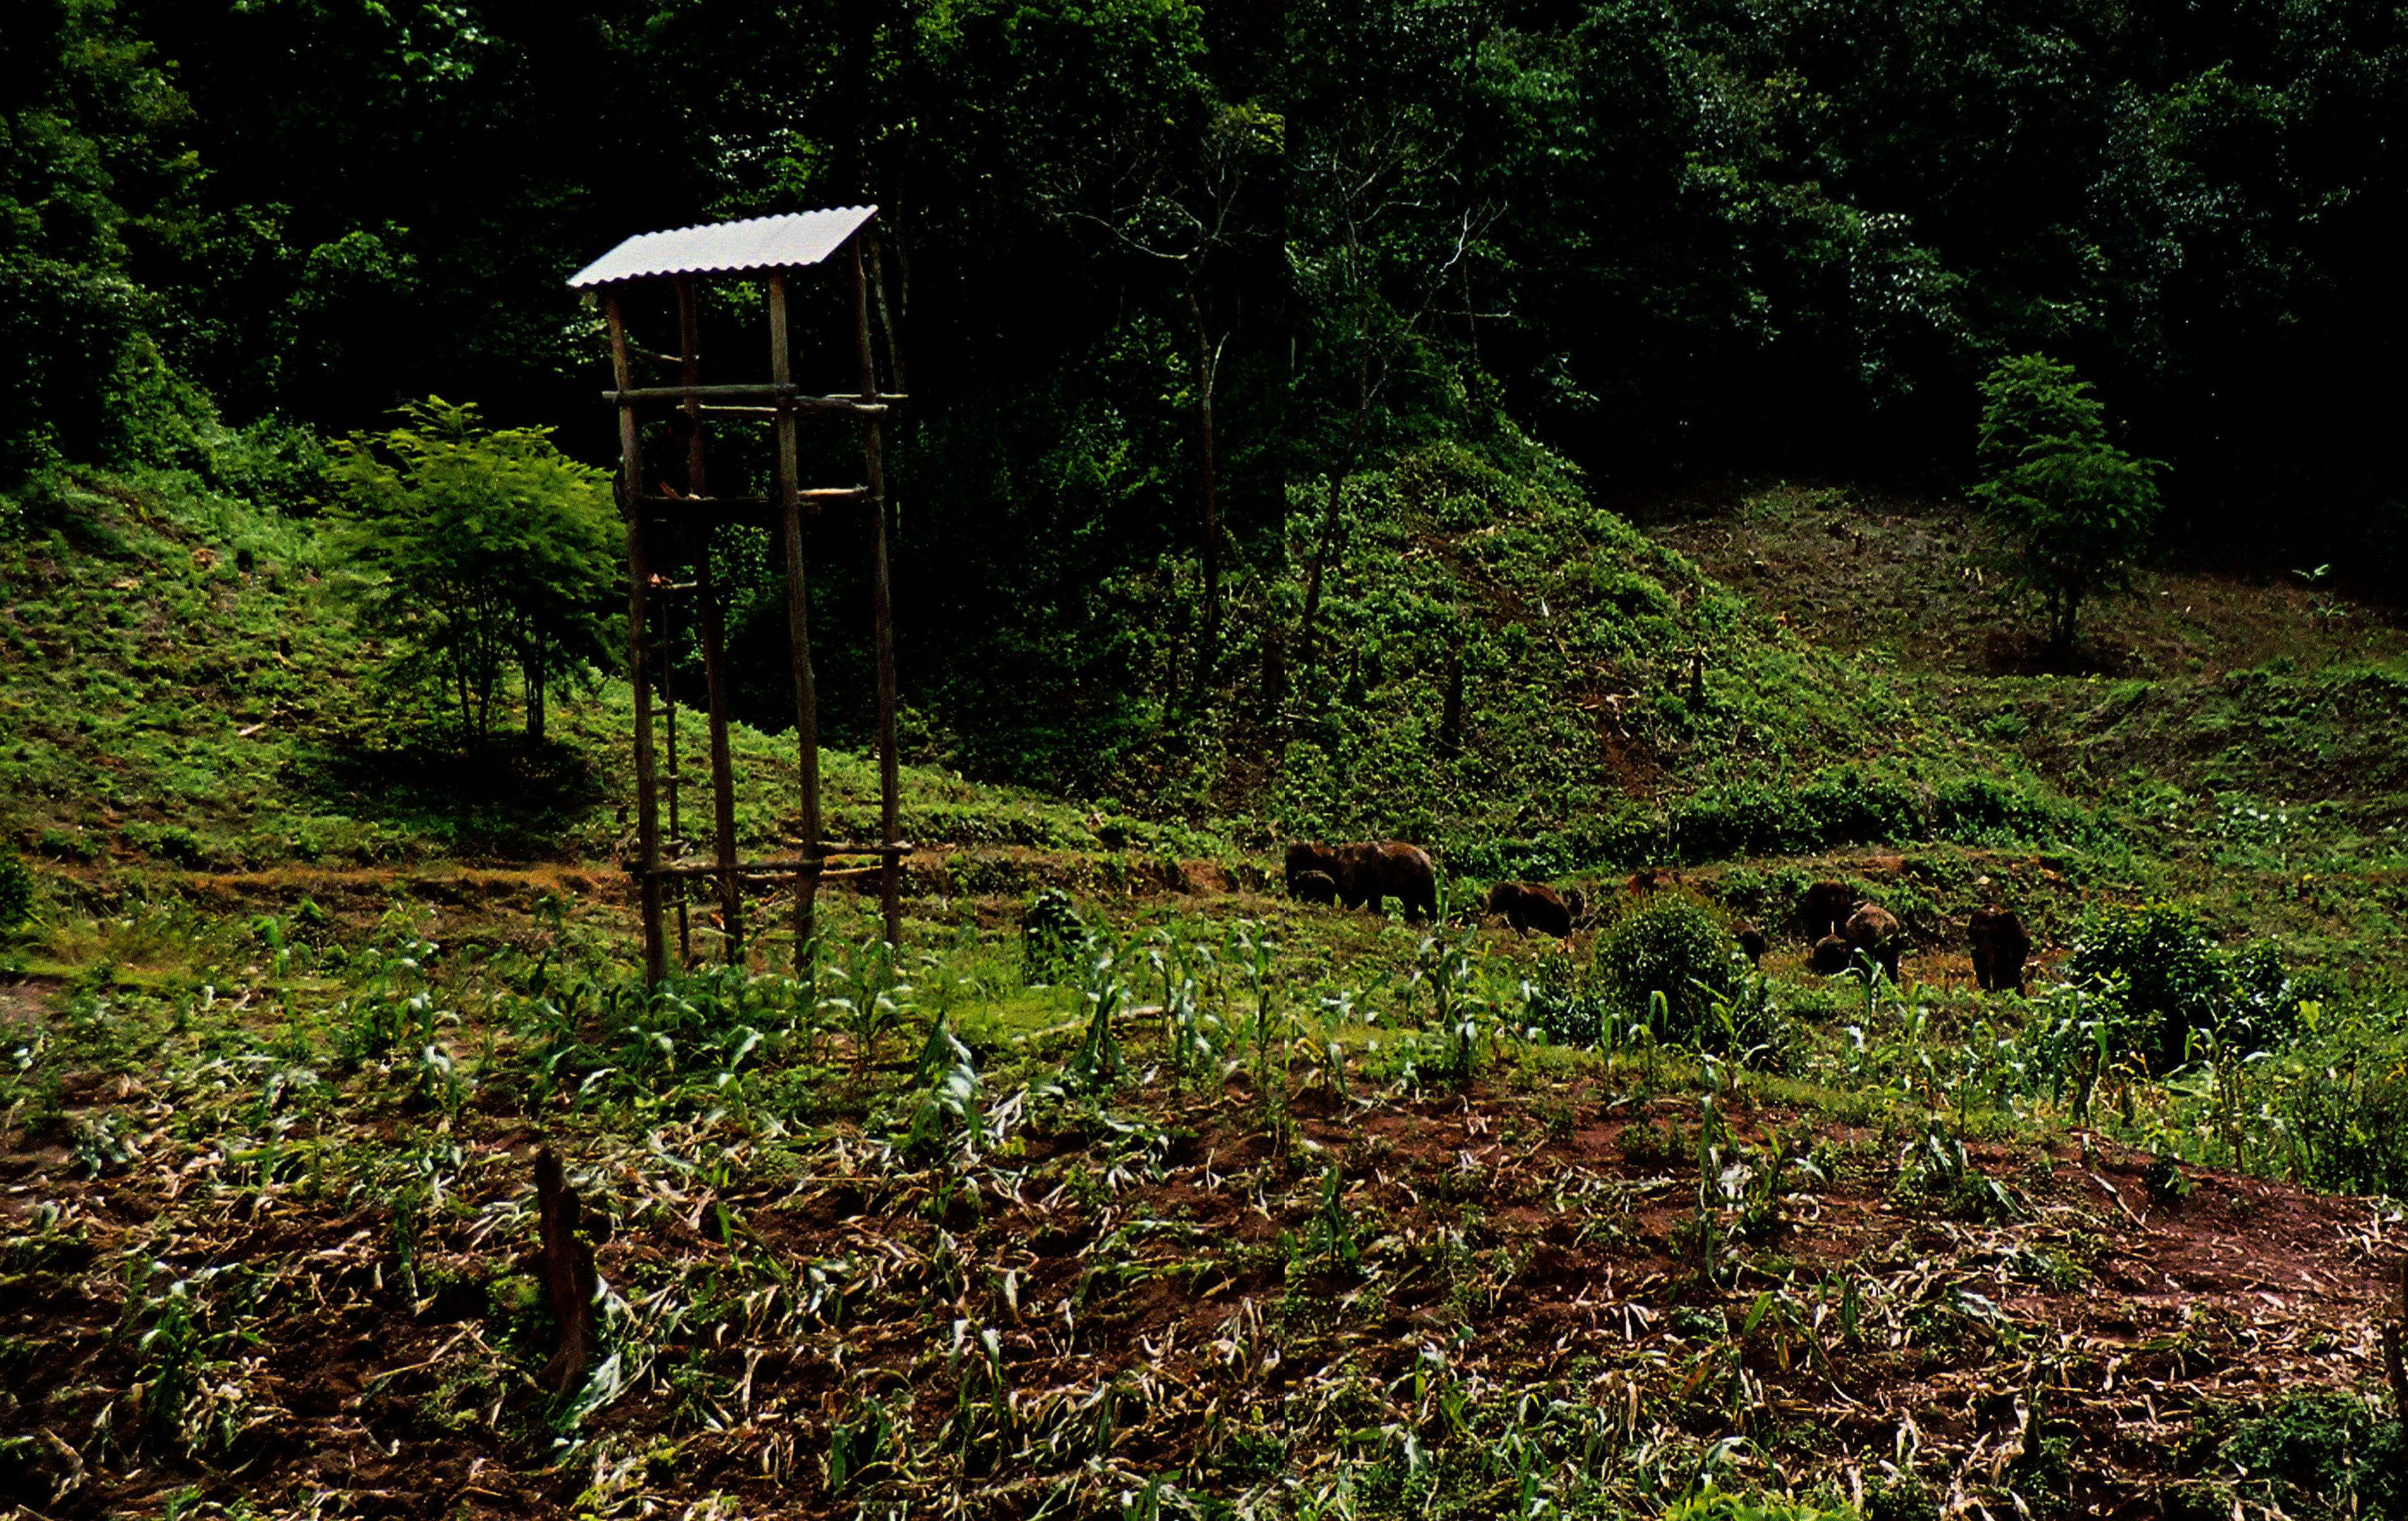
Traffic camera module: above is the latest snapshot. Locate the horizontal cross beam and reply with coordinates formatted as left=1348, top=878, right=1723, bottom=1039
left=603, top=383, right=903, bottom=414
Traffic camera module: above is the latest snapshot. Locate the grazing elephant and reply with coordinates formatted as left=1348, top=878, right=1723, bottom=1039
left=1290, top=869, right=1339, bottom=905
left=1734, top=923, right=1769, bottom=964
left=1808, top=934, right=1853, bottom=974
left=1801, top=880, right=1854, bottom=941
left=1336, top=841, right=1439, bottom=922
left=1845, top=902, right=1904, bottom=982
left=1487, top=881, right=1572, bottom=937
left=1969, top=905, right=2032, bottom=993
left=1625, top=865, right=1683, bottom=898
left=1285, top=841, right=1341, bottom=898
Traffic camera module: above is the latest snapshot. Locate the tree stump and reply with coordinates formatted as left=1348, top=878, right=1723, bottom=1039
left=536, top=1146, right=598, bottom=1397
left=2386, top=1256, right=2408, bottom=1416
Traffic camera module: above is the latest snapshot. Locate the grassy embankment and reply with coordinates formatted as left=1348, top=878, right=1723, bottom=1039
left=4, top=466, right=2408, bottom=1518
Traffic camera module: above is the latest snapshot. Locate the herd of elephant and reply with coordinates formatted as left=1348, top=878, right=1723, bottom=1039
left=1283, top=840, right=2035, bottom=993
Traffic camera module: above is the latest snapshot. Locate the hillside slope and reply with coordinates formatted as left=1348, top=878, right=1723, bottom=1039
left=0, top=469, right=1225, bottom=881
left=1649, top=482, right=2408, bottom=966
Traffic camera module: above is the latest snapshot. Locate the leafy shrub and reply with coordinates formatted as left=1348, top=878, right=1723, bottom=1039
left=1862, top=1474, right=1941, bottom=1521
left=0, top=852, right=32, bottom=932
left=2268, top=1004, right=2408, bottom=1196
left=1525, top=952, right=1602, bottom=1047
left=122, top=822, right=221, bottom=871
left=2223, top=938, right=2301, bottom=1052
left=2143, top=1153, right=2192, bottom=1206
left=1670, top=783, right=1807, bottom=859
left=1580, top=808, right=1663, bottom=869
left=2068, top=903, right=2299, bottom=1069
left=1019, top=889, right=1086, bottom=987
left=1446, top=809, right=1662, bottom=882
left=2216, top=1394, right=2406, bottom=1517
left=1617, top=1116, right=1683, bottom=1169
left=207, top=417, right=329, bottom=515
left=1447, top=830, right=1578, bottom=885
left=36, top=827, right=99, bottom=863
left=1931, top=775, right=2091, bottom=844
left=1591, top=893, right=1745, bottom=1048
left=1795, top=769, right=1923, bottom=845
left=1667, top=767, right=2056, bottom=861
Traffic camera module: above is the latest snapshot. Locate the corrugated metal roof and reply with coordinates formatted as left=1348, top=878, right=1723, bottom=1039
left=567, top=207, right=878, bottom=289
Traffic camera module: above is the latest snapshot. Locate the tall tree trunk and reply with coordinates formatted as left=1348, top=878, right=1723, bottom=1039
left=2051, top=590, right=2080, bottom=657
left=1184, top=276, right=1221, bottom=704
left=525, top=655, right=547, bottom=743
left=1296, top=337, right=1373, bottom=701
left=454, top=644, right=473, bottom=746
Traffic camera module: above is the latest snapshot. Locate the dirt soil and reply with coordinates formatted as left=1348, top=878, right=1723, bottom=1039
left=4, top=988, right=2400, bottom=1518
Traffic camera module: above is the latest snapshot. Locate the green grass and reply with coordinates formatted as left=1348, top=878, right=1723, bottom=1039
left=9, top=457, right=2408, bottom=1518
left=4, top=886, right=2403, bottom=1519
left=0, top=465, right=1231, bottom=880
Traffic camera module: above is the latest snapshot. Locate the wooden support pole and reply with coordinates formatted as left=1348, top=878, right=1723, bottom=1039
left=672, top=278, right=708, bottom=969
left=605, top=290, right=667, bottom=985
left=659, top=592, right=690, bottom=966
left=768, top=270, right=823, bottom=967
left=675, top=276, right=709, bottom=496
left=679, top=280, right=742, bottom=965
left=869, top=233, right=908, bottom=541
left=696, top=562, right=743, bottom=963
left=852, top=235, right=903, bottom=948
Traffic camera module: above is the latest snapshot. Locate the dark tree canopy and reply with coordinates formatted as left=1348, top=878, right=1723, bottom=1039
left=7, top=0, right=2407, bottom=780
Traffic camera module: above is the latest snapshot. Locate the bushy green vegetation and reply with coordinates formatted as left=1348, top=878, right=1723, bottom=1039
left=2068, top=902, right=2301, bottom=1072
left=1975, top=355, right=2163, bottom=655
left=1254, top=439, right=1948, bottom=849
left=2208, top=1393, right=2408, bottom=1518
left=326, top=399, right=617, bottom=743
left=1590, top=893, right=1750, bottom=1051
left=0, top=851, right=31, bottom=936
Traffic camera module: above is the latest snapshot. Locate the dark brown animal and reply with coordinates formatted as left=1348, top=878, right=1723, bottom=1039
left=1969, top=905, right=2032, bottom=993
left=1336, top=840, right=1439, bottom=922
left=1801, top=880, right=1854, bottom=940
left=1290, top=869, right=1338, bottom=905
left=1626, top=865, right=1684, bottom=898
left=1845, top=902, right=1904, bottom=982
left=1487, top=881, right=1572, bottom=937
left=1808, top=934, right=1853, bottom=974
left=1285, top=841, right=1341, bottom=898
left=1735, top=923, right=1769, bottom=964
left=1564, top=888, right=1589, bottom=928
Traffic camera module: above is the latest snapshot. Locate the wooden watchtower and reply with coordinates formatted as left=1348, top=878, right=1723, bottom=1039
left=568, top=208, right=906, bottom=984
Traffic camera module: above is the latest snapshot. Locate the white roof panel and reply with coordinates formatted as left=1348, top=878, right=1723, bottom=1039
left=567, top=207, right=877, bottom=289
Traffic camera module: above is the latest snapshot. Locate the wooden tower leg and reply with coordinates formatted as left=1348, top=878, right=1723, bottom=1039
left=852, top=237, right=902, bottom=948
left=697, top=567, right=743, bottom=964
left=767, top=272, right=823, bottom=969
left=676, top=276, right=741, bottom=966
left=605, top=290, right=666, bottom=985
left=659, top=593, right=690, bottom=966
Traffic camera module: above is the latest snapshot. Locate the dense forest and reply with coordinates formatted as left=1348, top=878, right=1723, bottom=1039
left=11, top=2, right=2408, bottom=1518
left=10, top=0, right=2406, bottom=792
